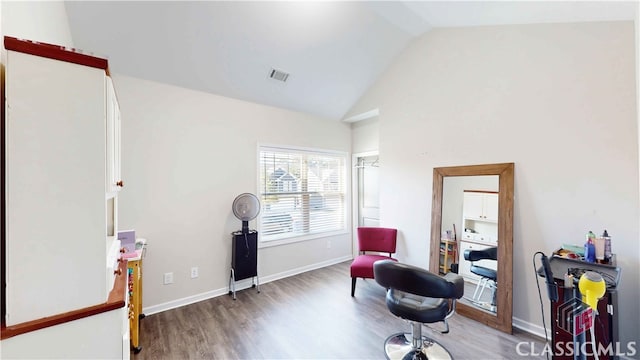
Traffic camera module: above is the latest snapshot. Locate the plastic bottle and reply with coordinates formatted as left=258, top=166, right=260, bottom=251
left=584, top=231, right=596, bottom=263
left=602, top=230, right=611, bottom=263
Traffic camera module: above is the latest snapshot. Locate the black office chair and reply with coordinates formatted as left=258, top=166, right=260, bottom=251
left=463, top=247, right=498, bottom=312
left=374, top=260, right=464, bottom=360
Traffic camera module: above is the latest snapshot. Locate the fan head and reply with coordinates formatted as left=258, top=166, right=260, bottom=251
left=232, top=193, right=261, bottom=233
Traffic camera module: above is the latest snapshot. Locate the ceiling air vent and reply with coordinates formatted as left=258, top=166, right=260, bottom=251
left=269, top=68, right=290, bottom=82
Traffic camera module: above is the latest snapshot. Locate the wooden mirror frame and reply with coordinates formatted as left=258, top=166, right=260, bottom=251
left=429, top=163, right=514, bottom=334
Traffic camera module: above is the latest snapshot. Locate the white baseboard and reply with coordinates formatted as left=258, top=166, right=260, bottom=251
left=513, top=316, right=549, bottom=340
left=142, top=255, right=352, bottom=316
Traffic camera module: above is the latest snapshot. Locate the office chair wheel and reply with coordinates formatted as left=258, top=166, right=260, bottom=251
left=384, top=333, right=453, bottom=360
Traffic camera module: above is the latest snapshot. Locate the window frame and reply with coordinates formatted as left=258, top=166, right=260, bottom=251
left=257, top=144, right=349, bottom=248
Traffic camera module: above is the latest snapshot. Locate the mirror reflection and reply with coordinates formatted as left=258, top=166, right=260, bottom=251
left=429, top=163, right=514, bottom=334
left=439, top=176, right=499, bottom=314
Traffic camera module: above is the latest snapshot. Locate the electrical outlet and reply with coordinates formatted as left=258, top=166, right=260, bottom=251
left=163, top=272, right=174, bottom=285
left=191, top=267, right=199, bottom=279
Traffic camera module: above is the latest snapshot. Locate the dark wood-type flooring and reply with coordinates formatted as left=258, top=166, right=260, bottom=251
left=133, top=261, right=545, bottom=359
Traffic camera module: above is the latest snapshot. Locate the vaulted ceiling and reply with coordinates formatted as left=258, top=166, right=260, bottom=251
left=64, top=1, right=637, bottom=120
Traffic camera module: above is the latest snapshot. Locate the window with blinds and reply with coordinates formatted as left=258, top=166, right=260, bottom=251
left=259, top=146, right=347, bottom=242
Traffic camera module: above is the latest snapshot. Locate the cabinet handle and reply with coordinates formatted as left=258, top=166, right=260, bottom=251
left=116, top=180, right=124, bottom=187
left=114, top=268, right=122, bottom=276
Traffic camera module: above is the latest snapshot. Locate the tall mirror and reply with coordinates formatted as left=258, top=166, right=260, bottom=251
left=429, top=163, right=514, bottom=334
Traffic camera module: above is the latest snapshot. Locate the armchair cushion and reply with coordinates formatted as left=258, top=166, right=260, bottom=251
left=350, top=254, right=397, bottom=279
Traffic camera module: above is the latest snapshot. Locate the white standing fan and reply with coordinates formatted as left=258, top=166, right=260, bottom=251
left=232, top=193, right=261, bottom=234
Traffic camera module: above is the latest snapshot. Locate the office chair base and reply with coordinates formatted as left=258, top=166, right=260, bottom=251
left=464, top=277, right=496, bottom=313
left=384, top=333, right=453, bottom=360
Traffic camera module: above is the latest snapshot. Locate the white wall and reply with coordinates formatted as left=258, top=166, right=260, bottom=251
left=348, top=21, right=639, bottom=347
left=1, top=1, right=73, bottom=47
left=351, top=117, right=379, bottom=154
left=0, top=0, right=74, bottom=195
left=113, top=75, right=352, bottom=312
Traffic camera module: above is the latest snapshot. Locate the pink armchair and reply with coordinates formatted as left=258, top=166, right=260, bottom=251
left=350, top=227, right=398, bottom=297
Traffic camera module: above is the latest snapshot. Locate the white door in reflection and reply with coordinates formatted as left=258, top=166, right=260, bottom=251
left=357, top=155, right=379, bottom=227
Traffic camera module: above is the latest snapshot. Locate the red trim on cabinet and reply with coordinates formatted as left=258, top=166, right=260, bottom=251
left=3, top=36, right=110, bottom=75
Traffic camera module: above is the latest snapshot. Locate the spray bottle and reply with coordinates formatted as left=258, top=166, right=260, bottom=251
left=584, top=231, right=596, bottom=263
left=602, top=230, right=611, bottom=263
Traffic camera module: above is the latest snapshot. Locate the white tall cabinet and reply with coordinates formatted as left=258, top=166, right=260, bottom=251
left=2, top=37, right=128, bottom=359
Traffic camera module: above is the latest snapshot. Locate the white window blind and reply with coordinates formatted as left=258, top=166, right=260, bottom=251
left=259, top=146, right=346, bottom=242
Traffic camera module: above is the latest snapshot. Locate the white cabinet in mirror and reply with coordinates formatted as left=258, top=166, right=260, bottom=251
left=462, top=190, right=498, bottom=246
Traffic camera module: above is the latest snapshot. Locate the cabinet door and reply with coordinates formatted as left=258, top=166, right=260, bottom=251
left=483, top=193, right=499, bottom=222
left=106, top=77, right=122, bottom=194
left=462, top=192, right=484, bottom=221
left=463, top=192, right=498, bottom=222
